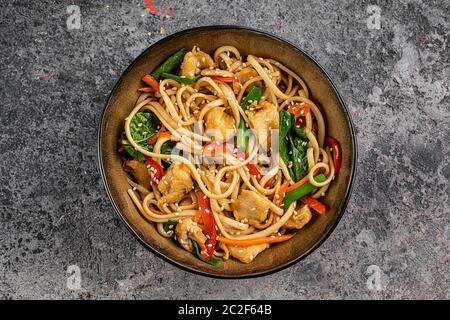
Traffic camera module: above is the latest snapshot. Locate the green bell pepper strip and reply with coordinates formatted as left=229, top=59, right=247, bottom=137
left=237, top=86, right=262, bottom=152
left=191, top=240, right=219, bottom=266
left=282, top=174, right=326, bottom=207
left=161, top=72, right=202, bottom=84
left=279, top=111, right=295, bottom=179
left=292, top=123, right=308, bottom=140
left=151, top=48, right=187, bottom=80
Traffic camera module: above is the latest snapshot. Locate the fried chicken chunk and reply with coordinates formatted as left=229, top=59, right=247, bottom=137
left=284, top=205, right=312, bottom=229
left=205, top=106, right=236, bottom=141
left=245, top=101, right=279, bottom=149
left=180, top=47, right=215, bottom=78
left=157, top=162, right=193, bottom=206
left=228, top=243, right=269, bottom=264
left=175, top=218, right=207, bottom=252
left=232, top=190, right=271, bottom=225
left=123, top=159, right=151, bottom=189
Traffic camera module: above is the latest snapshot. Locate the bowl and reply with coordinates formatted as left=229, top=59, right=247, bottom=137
left=98, top=26, right=357, bottom=278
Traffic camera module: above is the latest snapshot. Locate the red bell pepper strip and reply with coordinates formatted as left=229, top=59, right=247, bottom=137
left=202, top=143, right=263, bottom=181
left=246, top=163, right=262, bottom=181
left=234, top=148, right=262, bottom=181
left=210, top=76, right=239, bottom=83
left=324, top=136, right=341, bottom=174
left=142, top=74, right=160, bottom=93
left=195, top=191, right=217, bottom=260
left=202, top=141, right=235, bottom=156
left=300, top=195, right=326, bottom=214
left=145, top=156, right=164, bottom=184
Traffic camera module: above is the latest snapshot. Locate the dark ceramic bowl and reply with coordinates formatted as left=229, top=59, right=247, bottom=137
left=98, top=26, right=357, bottom=278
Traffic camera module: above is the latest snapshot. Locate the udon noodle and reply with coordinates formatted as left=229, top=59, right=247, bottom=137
left=119, top=46, right=340, bottom=265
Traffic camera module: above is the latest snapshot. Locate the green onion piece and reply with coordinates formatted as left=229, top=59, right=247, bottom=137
left=163, top=219, right=177, bottom=233
left=161, top=72, right=202, bottom=84
left=151, top=48, right=187, bottom=80
left=191, top=240, right=219, bottom=266
left=237, top=86, right=262, bottom=152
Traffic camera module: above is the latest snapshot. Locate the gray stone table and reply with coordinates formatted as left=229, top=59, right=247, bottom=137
left=0, top=0, right=448, bottom=299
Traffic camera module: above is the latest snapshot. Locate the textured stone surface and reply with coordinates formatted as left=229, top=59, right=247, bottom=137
left=0, top=0, right=448, bottom=299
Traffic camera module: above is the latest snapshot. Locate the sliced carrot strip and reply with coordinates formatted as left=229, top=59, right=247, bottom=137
left=142, top=74, right=160, bottom=92
left=147, top=126, right=171, bottom=145
left=286, top=175, right=310, bottom=192
left=218, top=234, right=295, bottom=246
left=210, top=76, right=239, bottom=83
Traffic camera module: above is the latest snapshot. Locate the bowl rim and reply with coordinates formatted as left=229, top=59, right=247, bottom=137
left=97, top=25, right=358, bottom=279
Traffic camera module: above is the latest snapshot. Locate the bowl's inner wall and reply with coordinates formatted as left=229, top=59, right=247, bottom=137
left=101, top=28, right=354, bottom=276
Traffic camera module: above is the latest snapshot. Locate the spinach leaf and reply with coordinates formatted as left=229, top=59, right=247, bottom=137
left=279, top=111, right=294, bottom=178
left=120, top=131, right=154, bottom=163
left=129, top=112, right=159, bottom=142
left=292, top=125, right=308, bottom=140
left=191, top=240, right=219, bottom=266
left=160, top=140, right=177, bottom=155
left=159, top=140, right=177, bottom=169
left=279, top=111, right=292, bottom=139
left=288, top=135, right=301, bottom=181
left=292, top=137, right=309, bottom=180
left=193, top=181, right=201, bottom=192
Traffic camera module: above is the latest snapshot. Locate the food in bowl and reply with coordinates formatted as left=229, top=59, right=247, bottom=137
left=118, top=45, right=342, bottom=266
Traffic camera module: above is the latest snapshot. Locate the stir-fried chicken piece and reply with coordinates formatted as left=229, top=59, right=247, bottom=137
left=232, top=67, right=260, bottom=93
left=245, top=101, right=279, bottom=149
left=175, top=218, right=207, bottom=252
left=232, top=190, right=270, bottom=225
left=180, top=47, right=215, bottom=78
left=204, top=106, right=236, bottom=141
left=123, top=159, right=151, bottom=189
left=228, top=243, right=269, bottom=264
left=284, top=205, right=312, bottom=229
left=157, top=162, right=193, bottom=206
